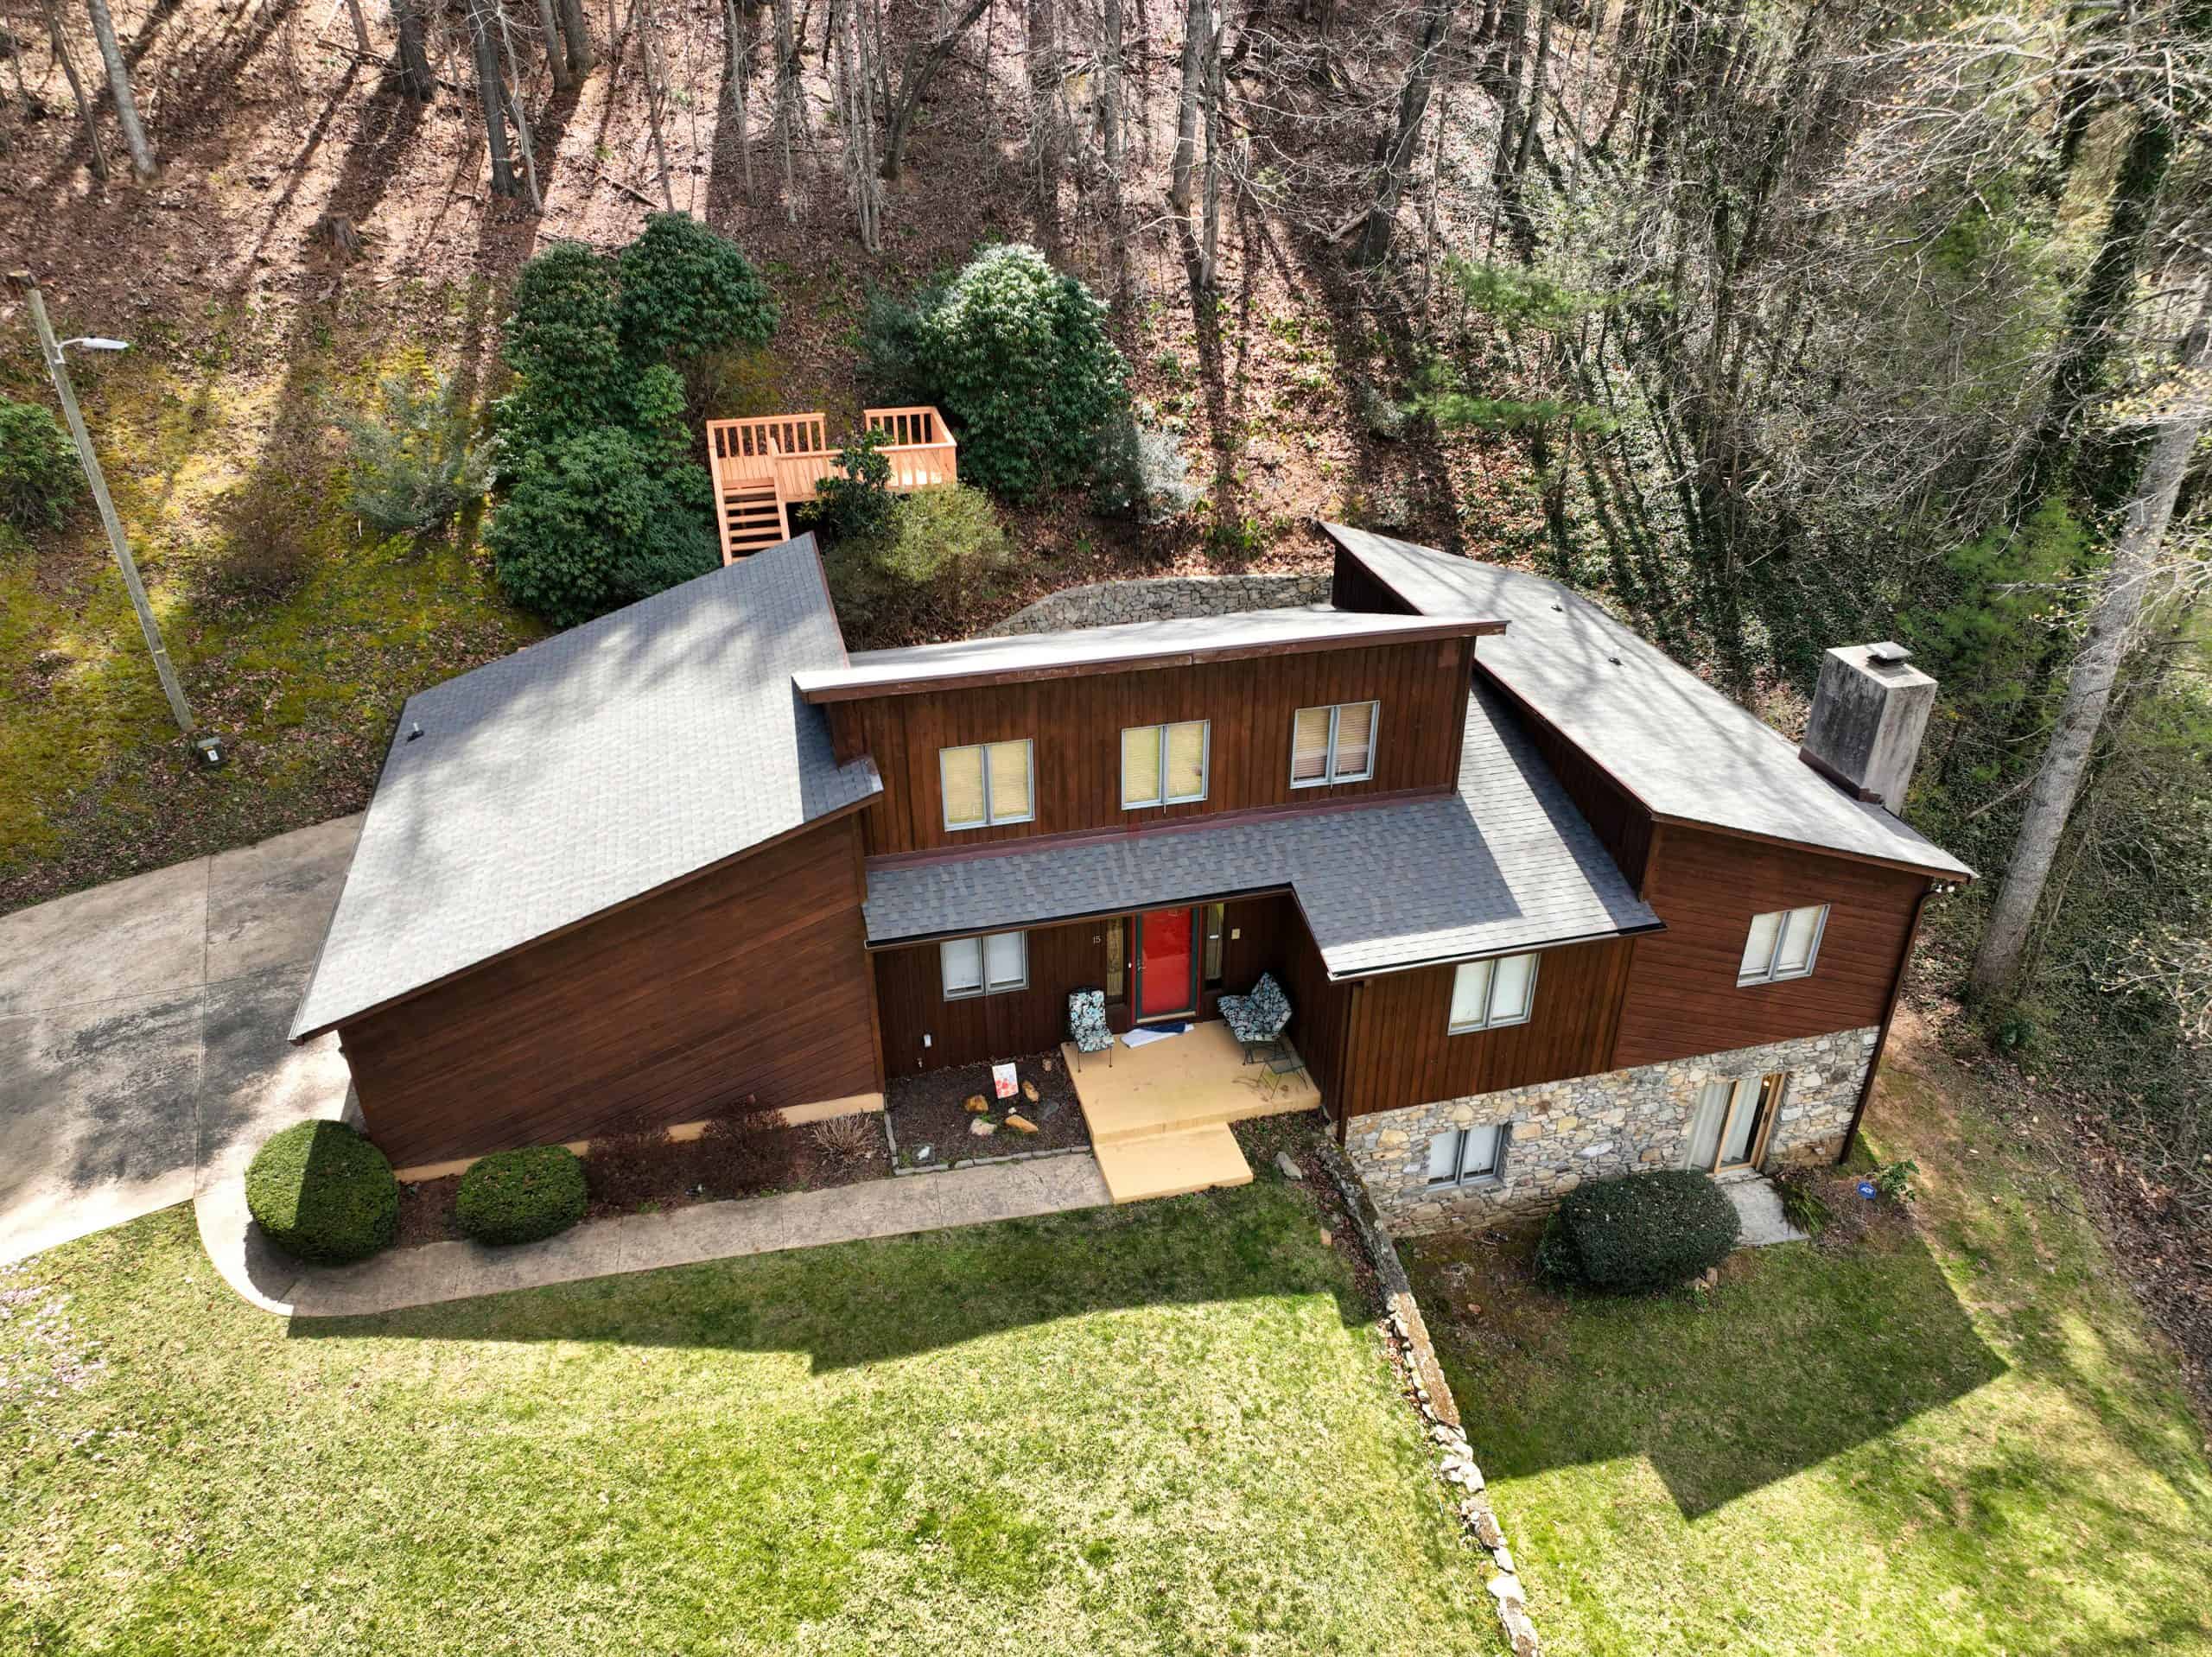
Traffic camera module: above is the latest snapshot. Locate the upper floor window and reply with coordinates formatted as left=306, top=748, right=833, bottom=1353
left=1291, top=701, right=1378, bottom=788
left=1448, top=952, right=1538, bottom=1032
left=1122, top=721, right=1210, bottom=809
left=941, top=740, right=1033, bottom=831
left=1738, top=904, right=1828, bottom=985
left=942, top=930, right=1027, bottom=1000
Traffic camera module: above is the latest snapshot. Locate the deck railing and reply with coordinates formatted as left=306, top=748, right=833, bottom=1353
left=704, top=407, right=958, bottom=562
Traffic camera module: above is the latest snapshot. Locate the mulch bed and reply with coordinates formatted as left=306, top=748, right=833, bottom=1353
left=885, top=1051, right=1090, bottom=1168
left=388, top=1113, right=891, bottom=1247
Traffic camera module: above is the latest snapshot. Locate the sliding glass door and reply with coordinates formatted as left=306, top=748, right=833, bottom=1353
left=1687, top=1073, right=1786, bottom=1174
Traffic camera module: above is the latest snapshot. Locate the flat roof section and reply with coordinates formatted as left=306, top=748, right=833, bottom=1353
left=794, top=605, right=1505, bottom=702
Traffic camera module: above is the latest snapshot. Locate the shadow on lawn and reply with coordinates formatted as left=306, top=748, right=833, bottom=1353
left=283, top=1183, right=1380, bottom=1370
left=1412, top=1220, right=2009, bottom=1520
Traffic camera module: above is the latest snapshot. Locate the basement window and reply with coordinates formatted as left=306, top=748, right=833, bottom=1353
left=942, top=930, right=1028, bottom=1000
left=1447, top=953, right=1539, bottom=1032
left=1428, top=1123, right=1507, bottom=1187
left=1738, top=905, right=1829, bottom=985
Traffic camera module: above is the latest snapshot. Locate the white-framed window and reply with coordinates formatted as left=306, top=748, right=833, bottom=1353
left=1428, top=1123, right=1507, bottom=1186
left=941, top=930, right=1028, bottom=1000
left=1447, top=952, right=1539, bottom=1032
left=1738, top=904, right=1829, bottom=985
left=940, top=740, right=1034, bottom=831
left=1290, top=701, right=1379, bottom=788
left=1122, top=720, right=1211, bottom=809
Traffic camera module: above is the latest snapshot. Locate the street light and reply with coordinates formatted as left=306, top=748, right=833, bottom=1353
left=8, top=270, right=222, bottom=769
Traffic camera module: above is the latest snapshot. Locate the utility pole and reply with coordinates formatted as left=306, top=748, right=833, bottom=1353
left=10, top=270, right=217, bottom=763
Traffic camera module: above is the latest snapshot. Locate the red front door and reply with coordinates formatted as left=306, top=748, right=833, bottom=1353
left=1137, top=907, right=1198, bottom=1020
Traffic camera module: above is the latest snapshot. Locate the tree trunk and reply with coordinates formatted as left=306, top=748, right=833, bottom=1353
left=1028, top=0, right=1065, bottom=254
left=1197, top=16, right=1224, bottom=285
left=343, top=0, right=373, bottom=54
left=2014, top=106, right=2176, bottom=516
left=533, top=0, right=574, bottom=90
left=558, top=0, right=596, bottom=74
left=1971, top=286, right=2212, bottom=997
left=391, top=0, right=436, bottom=99
left=1354, top=0, right=1455, bottom=266
left=84, top=0, right=156, bottom=180
left=466, top=0, right=520, bottom=196
left=880, top=0, right=990, bottom=181
left=1169, top=0, right=1210, bottom=214
left=1098, top=0, right=1124, bottom=215
left=42, top=0, right=110, bottom=181
left=633, top=0, right=677, bottom=211
left=728, top=0, right=753, bottom=191
left=773, top=0, right=799, bottom=220
left=498, top=0, right=545, bottom=208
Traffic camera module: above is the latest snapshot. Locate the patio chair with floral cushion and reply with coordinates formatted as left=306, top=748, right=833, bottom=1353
left=1219, top=972, right=1292, bottom=1063
left=1067, top=987, right=1114, bottom=1069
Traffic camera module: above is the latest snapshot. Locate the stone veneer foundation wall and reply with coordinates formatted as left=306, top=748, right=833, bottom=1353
left=1345, top=1027, right=1880, bottom=1235
left=987, top=571, right=1332, bottom=635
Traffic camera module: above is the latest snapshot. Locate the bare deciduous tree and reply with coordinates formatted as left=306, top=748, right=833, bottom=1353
left=42, top=0, right=110, bottom=181
left=84, top=0, right=156, bottom=180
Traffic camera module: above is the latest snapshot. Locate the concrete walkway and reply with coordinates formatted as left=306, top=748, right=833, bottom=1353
left=1, top=816, right=364, bottom=1263
left=197, top=1152, right=1116, bottom=1318
left=1726, top=1176, right=1809, bottom=1247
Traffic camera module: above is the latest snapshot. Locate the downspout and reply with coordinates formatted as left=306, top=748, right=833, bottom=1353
left=1841, top=880, right=1939, bottom=1162
left=1333, top=979, right=1364, bottom=1146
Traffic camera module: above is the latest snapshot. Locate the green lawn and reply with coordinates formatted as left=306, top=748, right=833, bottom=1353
left=1406, top=1044, right=2212, bottom=1656
left=1, top=1181, right=1491, bottom=1656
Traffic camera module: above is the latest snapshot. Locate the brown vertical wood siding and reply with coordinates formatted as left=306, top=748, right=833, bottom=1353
left=843, top=639, right=1475, bottom=857
left=1335, top=937, right=1635, bottom=1117
left=336, top=816, right=880, bottom=1168
left=1612, top=824, right=1929, bottom=1068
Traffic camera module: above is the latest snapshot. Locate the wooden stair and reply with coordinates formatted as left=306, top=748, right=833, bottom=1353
left=717, top=480, right=791, bottom=561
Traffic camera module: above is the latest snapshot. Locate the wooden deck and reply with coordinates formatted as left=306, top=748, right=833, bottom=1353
left=705, top=405, right=958, bottom=562
left=1060, top=1019, right=1319, bottom=1203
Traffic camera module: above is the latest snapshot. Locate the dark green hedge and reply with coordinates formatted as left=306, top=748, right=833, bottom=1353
left=244, top=1121, right=398, bottom=1265
left=455, top=1146, right=588, bottom=1246
left=1535, top=1170, right=1739, bottom=1293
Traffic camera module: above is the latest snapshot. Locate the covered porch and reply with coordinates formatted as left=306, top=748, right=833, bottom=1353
left=1061, top=1019, right=1320, bottom=1203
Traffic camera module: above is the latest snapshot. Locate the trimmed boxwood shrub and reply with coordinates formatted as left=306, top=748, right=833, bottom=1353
left=455, top=1146, right=588, bottom=1246
left=1535, top=1170, right=1739, bottom=1294
left=244, top=1121, right=399, bottom=1265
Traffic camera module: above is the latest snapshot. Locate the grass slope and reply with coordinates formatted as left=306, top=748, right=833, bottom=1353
left=1408, top=1045, right=2212, bottom=1656
left=1, top=1182, right=1488, bottom=1656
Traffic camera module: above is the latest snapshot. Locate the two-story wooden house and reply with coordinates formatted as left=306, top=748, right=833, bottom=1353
left=290, top=525, right=1968, bottom=1232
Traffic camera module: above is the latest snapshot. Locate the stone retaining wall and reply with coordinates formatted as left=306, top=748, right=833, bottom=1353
left=1345, top=1027, right=1878, bottom=1235
left=987, top=571, right=1333, bottom=635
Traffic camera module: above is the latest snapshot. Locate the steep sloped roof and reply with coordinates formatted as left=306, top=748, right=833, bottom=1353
left=290, top=536, right=880, bottom=1039
left=861, top=682, right=1662, bottom=977
left=1322, top=524, right=1973, bottom=880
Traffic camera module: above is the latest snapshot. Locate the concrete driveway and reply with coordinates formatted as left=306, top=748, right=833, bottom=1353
left=0, top=816, right=362, bottom=1263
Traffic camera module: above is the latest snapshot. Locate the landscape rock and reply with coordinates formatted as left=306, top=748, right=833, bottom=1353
left=1274, top=1151, right=1304, bottom=1180
left=1021, top=1080, right=1040, bottom=1103
left=963, top=1094, right=988, bottom=1114
left=1005, top=1114, right=1039, bottom=1135
left=968, top=1118, right=997, bottom=1138
left=1472, top=1508, right=1507, bottom=1549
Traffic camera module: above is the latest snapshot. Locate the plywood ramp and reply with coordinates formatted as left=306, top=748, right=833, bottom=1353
left=1094, top=1124, right=1253, bottom=1203
left=1061, top=1019, right=1318, bottom=1203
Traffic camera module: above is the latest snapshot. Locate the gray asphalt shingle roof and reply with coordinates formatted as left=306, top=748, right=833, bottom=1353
left=1322, top=524, right=1973, bottom=879
left=290, top=536, right=880, bottom=1038
left=862, top=682, right=1662, bottom=977
left=794, top=605, right=1497, bottom=700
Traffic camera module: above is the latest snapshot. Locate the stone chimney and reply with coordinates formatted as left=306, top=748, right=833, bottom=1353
left=1798, top=643, right=1937, bottom=815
